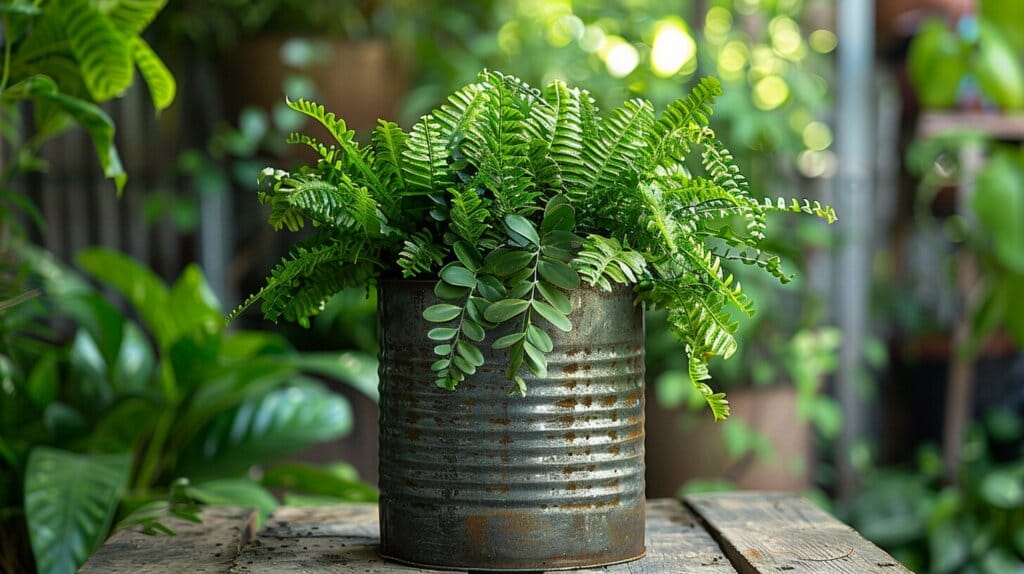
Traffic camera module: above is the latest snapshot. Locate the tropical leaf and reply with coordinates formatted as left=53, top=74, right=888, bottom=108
left=99, top=0, right=167, bottom=34
left=175, top=384, right=352, bottom=481
left=61, top=0, right=133, bottom=101
left=130, top=36, right=175, bottom=111
left=25, top=448, right=132, bottom=574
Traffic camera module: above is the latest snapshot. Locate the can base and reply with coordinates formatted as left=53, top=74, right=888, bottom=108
left=378, top=548, right=647, bottom=572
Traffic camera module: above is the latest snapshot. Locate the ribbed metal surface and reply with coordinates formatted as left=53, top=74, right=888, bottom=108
left=378, top=280, right=646, bottom=571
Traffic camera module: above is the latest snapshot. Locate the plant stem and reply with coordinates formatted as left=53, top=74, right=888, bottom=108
left=135, top=411, right=174, bottom=489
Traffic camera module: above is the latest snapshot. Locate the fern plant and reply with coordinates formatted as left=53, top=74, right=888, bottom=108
left=237, top=71, right=836, bottom=420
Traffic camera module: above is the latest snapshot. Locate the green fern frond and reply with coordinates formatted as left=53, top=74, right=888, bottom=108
left=448, top=186, right=492, bottom=246
left=462, top=72, right=540, bottom=215
left=677, top=236, right=753, bottom=317
left=403, top=115, right=451, bottom=195
left=573, top=98, right=655, bottom=206
left=650, top=76, right=722, bottom=167
left=433, top=81, right=489, bottom=147
left=760, top=197, right=838, bottom=223
left=538, top=81, right=587, bottom=192
left=286, top=98, right=387, bottom=202
left=286, top=132, right=338, bottom=164
left=257, top=170, right=380, bottom=234
left=574, top=234, right=648, bottom=291
left=231, top=236, right=379, bottom=327
left=397, top=230, right=447, bottom=278
left=371, top=120, right=409, bottom=192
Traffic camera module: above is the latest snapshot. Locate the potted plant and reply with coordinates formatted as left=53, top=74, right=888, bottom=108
left=235, top=70, right=835, bottom=570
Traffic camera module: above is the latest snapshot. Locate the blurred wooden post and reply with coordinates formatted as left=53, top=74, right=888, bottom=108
left=834, top=0, right=875, bottom=502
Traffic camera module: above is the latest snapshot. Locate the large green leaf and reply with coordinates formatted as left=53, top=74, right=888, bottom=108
left=261, top=463, right=377, bottom=502
left=973, top=152, right=1024, bottom=272
left=60, top=0, right=133, bottom=101
left=130, top=36, right=175, bottom=111
left=38, top=90, right=125, bottom=191
left=24, top=448, right=132, bottom=574
left=175, top=384, right=352, bottom=481
left=187, top=479, right=277, bottom=522
left=289, top=351, right=379, bottom=401
left=98, top=0, right=166, bottom=34
left=76, top=248, right=171, bottom=344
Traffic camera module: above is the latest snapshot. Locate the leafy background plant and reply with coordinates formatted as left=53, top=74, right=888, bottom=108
left=0, top=244, right=375, bottom=574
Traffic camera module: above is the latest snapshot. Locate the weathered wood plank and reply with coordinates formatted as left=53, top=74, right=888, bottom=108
left=80, top=506, right=257, bottom=574
left=685, top=492, right=911, bottom=574
left=230, top=499, right=735, bottom=573
left=229, top=503, right=446, bottom=573
left=576, top=499, right=736, bottom=573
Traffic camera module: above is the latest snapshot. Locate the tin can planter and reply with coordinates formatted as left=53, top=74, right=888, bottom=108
left=378, top=280, right=646, bottom=571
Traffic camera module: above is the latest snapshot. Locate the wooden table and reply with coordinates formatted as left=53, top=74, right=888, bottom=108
left=81, top=492, right=910, bottom=573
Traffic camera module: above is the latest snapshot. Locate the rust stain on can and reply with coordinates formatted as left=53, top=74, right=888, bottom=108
left=377, top=280, right=646, bottom=571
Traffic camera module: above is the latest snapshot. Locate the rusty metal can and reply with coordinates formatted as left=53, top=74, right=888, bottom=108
left=377, top=279, right=646, bottom=571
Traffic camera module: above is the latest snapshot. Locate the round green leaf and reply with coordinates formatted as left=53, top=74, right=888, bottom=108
left=456, top=341, right=485, bottom=367
left=433, top=344, right=452, bottom=355
left=522, top=341, right=548, bottom=378
left=541, top=203, right=575, bottom=234
left=485, top=249, right=535, bottom=277
left=434, top=280, right=469, bottom=301
left=476, top=275, right=507, bottom=300
left=483, top=299, right=531, bottom=323
left=440, top=265, right=476, bottom=288
left=453, top=241, right=482, bottom=271
left=452, top=355, right=477, bottom=376
left=532, top=300, right=572, bottom=332
left=538, top=259, right=580, bottom=290
left=492, top=332, right=525, bottom=349
left=505, top=214, right=540, bottom=246
left=462, top=319, right=486, bottom=342
left=427, top=327, right=458, bottom=341
left=537, top=281, right=572, bottom=314
left=423, top=303, right=461, bottom=323
left=526, top=324, right=554, bottom=353
left=431, top=359, right=450, bottom=372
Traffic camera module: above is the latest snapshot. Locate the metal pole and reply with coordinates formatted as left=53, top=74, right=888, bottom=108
left=834, top=0, right=875, bottom=502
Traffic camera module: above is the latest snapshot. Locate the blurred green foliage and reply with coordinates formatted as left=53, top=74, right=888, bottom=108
left=848, top=413, right=1024, bottom=573
left=0, top=244, right=376, bottom=574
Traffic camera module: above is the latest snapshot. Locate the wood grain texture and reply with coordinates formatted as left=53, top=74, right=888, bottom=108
left=230, top=499, right=736, bottom=573
left=79, top=506, right=257, bottom=574
left=685, top=492, right=912, bottom=574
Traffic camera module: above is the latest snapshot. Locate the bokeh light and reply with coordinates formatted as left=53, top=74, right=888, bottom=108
left=650, top=19, right=696, bottom=77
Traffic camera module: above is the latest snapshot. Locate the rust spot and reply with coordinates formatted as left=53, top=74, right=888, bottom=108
left=608, top=444, right=621, bottom=455
left=586, top=464, right=596, bottom=471
left=556, top=397, right=578, bottom=409
left=489, top=417, right=511, bottom=426
left=625, top=427, right=644, bottom=441
left=566, top=482, right=578, bottom=491
left=625, top=390, right=642, bottom=404
left=563, top=380, right=578, bottom=390
left=462, top=399, right=476, bottom=407
left=556, top=415, right=576, bottom=425
left=602, top=395, right=617, bottom=407
left=485, top=486, right=510, bottom=494
left=582, top=397, right=593, bottom=407
left=608, top=431, right=618, bottom=440
left=583, top=346, right=591, bottom=355
left=583, top=362, right=592, bottom=371
left=563, top=363, right=579, bottom=374
left=563, top=467, right=576, bottom=475
left=406, top=428, right=422, bottom=441
left=405, top=412, right=420, bottom=423
left=565, top=432, right=577, bottom=442
left=744, top=548, right=765, bottom=560
left=610, top=411, right=618, bottom=422
left=565, top=348, right=580, bottom=357
left=499, top=434, right=514, bottom=445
